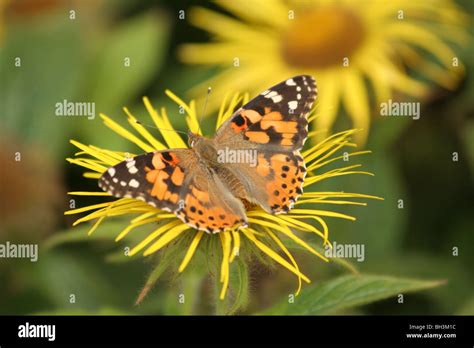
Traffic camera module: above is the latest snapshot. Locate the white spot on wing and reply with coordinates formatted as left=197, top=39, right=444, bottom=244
left=108, top=167, right=116, bottom=176
left=271, top=94, right=283, bottom=103
left=129, top=179, right=140, bottom=188
left=264, top=90, right=278, bottom=99
left=288, top=101, right=298, bottom=110
left=285, top=78, right=296, bottom=86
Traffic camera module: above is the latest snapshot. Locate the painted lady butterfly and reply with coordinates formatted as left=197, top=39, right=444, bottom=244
left=99, top=75, right=317, bottom=233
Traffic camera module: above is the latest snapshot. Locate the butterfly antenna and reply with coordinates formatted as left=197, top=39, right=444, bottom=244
left=198, top=87, right=212, bottom=135
left=134, top=120, right=188, bottom=136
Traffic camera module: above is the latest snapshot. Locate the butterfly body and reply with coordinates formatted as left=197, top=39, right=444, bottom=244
left=189, top=133, right=220, bottom=165
left=99, top=75, right=317, bottom=233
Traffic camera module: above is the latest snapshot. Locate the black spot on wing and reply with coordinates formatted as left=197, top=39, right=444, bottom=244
left=233, top=114, right=245, bottom=126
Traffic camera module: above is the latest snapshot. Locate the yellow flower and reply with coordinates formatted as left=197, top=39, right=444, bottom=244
left=179, top=0, right=469, bottom=143
left=65, top=90, right=380, bottom=300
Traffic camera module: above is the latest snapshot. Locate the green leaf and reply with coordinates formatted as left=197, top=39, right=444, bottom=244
left=227, top=257, right=250, bottom=315
left=317, top=120, right=407, bottom=261
left=32, top=248, right=131, bottom=310
left=456, top=296, right=474, bottom=315
left=0, top=15, right=85, bottom=159
left=83, top=11, right=170, bottom=149
left=179, top=272, right=204, bottom=315
left=32, top=307, right=129, bottom=316
left=44, top=219, right=151, bottom=252
left=284, top=238, right=360, bottom=275
left=135, top=236, right=188, bottom=306
left=463, top=120, right=474, bottom=174
left=261, top=274, right=444, bottom=315
left=87, top=12, right=169, bottom=111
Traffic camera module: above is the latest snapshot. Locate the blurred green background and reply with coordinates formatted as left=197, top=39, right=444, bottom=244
left=0, top=0, right=473, bottom=315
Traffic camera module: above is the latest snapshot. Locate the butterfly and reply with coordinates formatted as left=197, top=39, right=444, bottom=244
left=99, top=75, right=317, bottom=233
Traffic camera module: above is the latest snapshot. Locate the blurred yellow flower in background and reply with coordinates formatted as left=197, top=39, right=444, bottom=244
left=65, top=90, right=379, bottom=301
left=179, top=0, right=470, bottom=143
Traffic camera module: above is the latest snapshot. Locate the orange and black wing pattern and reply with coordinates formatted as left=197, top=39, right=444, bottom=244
left=99, top=150, right=190, bottom=213
left=99, top=150, right=247, bottom=233
left=216, top=75, right=317, bottom=150
left=214, top=75, right=316, bottom=214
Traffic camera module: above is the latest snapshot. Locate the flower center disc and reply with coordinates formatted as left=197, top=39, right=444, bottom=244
left=282, top=7, right=365, bottom=69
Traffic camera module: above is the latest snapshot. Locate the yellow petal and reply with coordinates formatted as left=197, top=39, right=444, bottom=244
left=67, top=191, right=111, bottom=196
left=143, top=224, right=190, bottom=256
left=290, top=209, right=356, bottom=221
left=100, top=113, right=155, bottom=152
left=219, top=231, right=232, bottom=299
left=266, top=229, right=302, bottom=296
left=313, top=72, right=341, bottom=134
left=215, top=0, right=288, bottom=29
left=242, top=228, right=310, bottom=283
left=229, top=230, right=240, bottom=263
left=342, top=69, right=370, bottom=144
left=129, top=220, right=182, bottom=256
left=123, top=107, right=166, bottom=150
left=179, top=230, right=205, bottom=273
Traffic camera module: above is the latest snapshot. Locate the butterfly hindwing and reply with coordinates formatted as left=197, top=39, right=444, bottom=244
left=174, top=171, right=248, bottom=233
